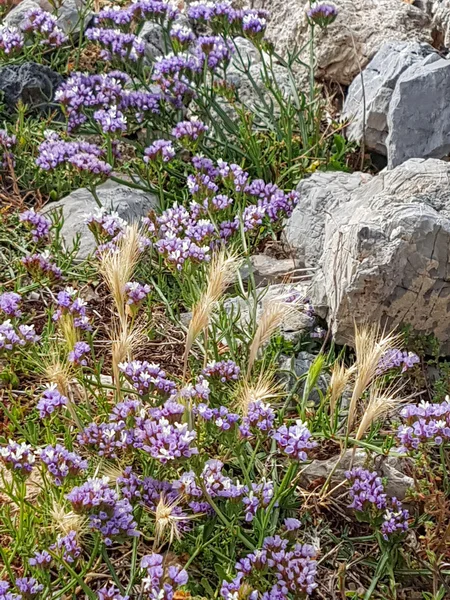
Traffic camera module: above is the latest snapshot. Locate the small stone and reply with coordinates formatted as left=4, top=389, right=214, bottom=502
left=0, top=63, right=62, bottom=113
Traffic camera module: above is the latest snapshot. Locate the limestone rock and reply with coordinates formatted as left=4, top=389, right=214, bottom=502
left=4, top=0, right=41, bottom=28
left=314, top=158, right=450, bottom=352
left=285, top=171, right=372, bottom=267
left=249, top=254, right=298, bottom=286
left=387, top=55, right=450, bottom=167
left=248, top=0, right=433, bottom=85
left=0, top=62, right=62, bottom=113
left=279, top=351, right=329, bottom=404
left=43, top=181, right=158, bottom=259
left=343, top=41, right=436, bottom=155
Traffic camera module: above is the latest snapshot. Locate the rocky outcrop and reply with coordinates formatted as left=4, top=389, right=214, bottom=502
left=286, top=159, right=450, bottom=352
left=247, top=0, right=434, bottom=85
left=42, top=181, right=158, bottom=260
left=0, top=63, right=62, bottom=113
left=343, top=41, right=436, bottom=156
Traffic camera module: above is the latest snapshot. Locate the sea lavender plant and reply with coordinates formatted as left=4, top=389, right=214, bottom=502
left=0, top=440, right=36, bottom=477
left=0, top=320, right=40, bottom=352
left=15, top=577, right=43, bottom=599
left=19, top=209, right=51, bottom=243
left=377, top=349, right=420, bottom=374
left=202, top=359, right=241, bottom=382
left=86, top=27, right=145, bottom=62
left=0, top=129, right=16, bottom=168
left=0, top=292, right=22, bottom=318
left=38, top=444, right=88, bottom=486
left=273, top=420, right=316, bottom=461
left=119, top=360, right=176, bottom=396
left=0, top=25, right=24, bottom=55
left=22, top=252, right=62, bottom=281
left=306, top=2, right=338, bottom=27
left=141, top=553, right=188, bottom=599
left=68, top=341, right=91, bottom=366
left=397, top=398, right=450, bottom=451
left=36, top=384, right=68, bottom=419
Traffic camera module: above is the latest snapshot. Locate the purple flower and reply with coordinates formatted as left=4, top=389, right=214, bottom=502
left=0, top=440, right=35, bottom=477
left=67, top=477, right=138, bottom=545
left=132, top=0, right=179, bottom=23
left=78, top=421, right=133, bottom=458
left=306, top=2, right=338, bottom=27
left=124, top=281, right=150, bottom=309
left=240, top=400, right=275, bottom=438
left=51, top=530, right=81, bottom=564
left=345, top=467, right=387, bottom=511
left=397, top=399, right=450, bottom=451
left=172, top=120, right=208, bottom=144
left=0, top=129, right=16, bottom=168
left=86, top=27, right=145, bottom=61
left=36, top=134, right=110, bottom=176
left=38, top=444, right=88, bottom=486
left=284, top=517, right=302, bottom=531
left=134, top=418, right=198, bottom=463
left=19, top=208, right=51, bottom=242
left=141, top=553, right=188, bottom=598
left=377, top=349, right=420, bottom=374
left=22, top=252, right=61, bottom=281
left=273, top=420, right=316, bottom=461
left=242, top=11, right=267, bottom=38
left=0, top=292, right=22, bottom=317
left=109, top=398, right=143, bottom=423
left=86, top=207, right=127, bottom=245
left=144, top=139, right=176, bottom=163
left=119, top=360, right=176, bottom=396
left=68, top=341, right=91, bottom=366
left=15, top=577, right=43, bottom=599
left=0, top=25, right=24, bottom=55
left=53, top=287, right=91, bottom=331
left=28, top=550, right=51, bottom=569
left=196, top=35, right=233, bottom=69
left=0, top=320, right=39, bottom=352
left=202, top=359, right=240, bottom=383
left=22, top=8, right=67, bottom=47
left=243, top=480, right=274, bottom=521
left=96, top=5, right=134, bottom=27
left=37, top=384, right=68, bottom=419
left=381, top=498, right=409, bottom=539
left=93, top=106, right=127, bottom=134
left=170, top=23, right=195, bottom=49
left=97, top=586, right=129, bottom=600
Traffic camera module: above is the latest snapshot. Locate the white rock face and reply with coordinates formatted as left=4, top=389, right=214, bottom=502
left=286, top=159, right=450, bottom=352
left=246, top=0, right=433, bottom=85
left=42, top=181, right=158, bottom=260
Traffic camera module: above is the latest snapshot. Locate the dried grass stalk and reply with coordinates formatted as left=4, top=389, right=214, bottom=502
left=237, top=372, right=282, bottom=415
left=355, top=382, right=406, bottom=441
left=329, top=361, right=355, bottom=422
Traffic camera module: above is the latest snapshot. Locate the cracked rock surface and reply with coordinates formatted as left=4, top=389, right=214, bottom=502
left=287, top=158, right=450, bottom=351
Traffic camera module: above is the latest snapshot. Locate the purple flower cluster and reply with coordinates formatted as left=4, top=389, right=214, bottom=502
left=170, top=23, right=196, bottom=49
left=0, top=25, right=24, bottom=55
left=0, top=440, right=36, bottom=477
left=96, top=5, right=134, bottom=27
left=67, top=477, right=139, bottom=545
left=242, top=480, right=274, bottom=522
left=221, top=534, right=318, bottom=599
left=397, top=399, right=450, bottom=451
left=19, top=208, right=51, bottom=243
left=124, top=281, right=150, bottom=306
left=0, top=129, right=16, bottom=168
left=273, top=420, right=316, bottom=461
left=345, top=468, right=409, bottom=540
left=0, top=292, right=22, bottom=318
left=85, top=208, right=127, bottom=245
left=141, top=553, right=188, bottom=599
left=68, top=341, right=91, bottom=366
left=196, top=35, right=233, bottom=69
left=132, top=0, right=179, bottom=23
left=53, top=287, right=91, bottom=331
left=38, top=444, right=88, bottom=486
left=240, top=400, right=276, bottom=438
left=97, top=586, right=129, bottom=600
left=134, top=417, right=198, bottom=463
left=172, top=120, right=208, bottom=146
left=29, top=550, right=52, bottom=569
left=377, top=349, right=420, bottom=374
left=15, top=577, right=43, bottom=598
left=118, top=360, right=176, bottom=396
left=36, top=132, right=111, bottom=176
left=86, top=27, right=145, bottom=62
left=56, top=71, right=161, bottom=132
left=22, top=252, right=62, bottom=281
left=0, top=581, right=21, bottom=600
left=37, top=384, right=68, bottom=418
left=22, top=7, right=67, bottom=47
left=202, top=359, right=240, bottom=382
left=144, top=139, right=176, bottom=163
left=307, top=2, right=338, bottom=27
left=51, top=531, right=82, bottom=564
left=0, top=320, right=39, bottom=352
left=196, top=404, right=240, bottom=432
left=78, top=421, right=133, bottom=458
left=187, top=2, right=268, bottom=39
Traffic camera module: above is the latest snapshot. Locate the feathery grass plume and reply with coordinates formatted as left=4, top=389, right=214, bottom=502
left=237, top=371, right=282, bottom=415
left=111, top=317, right=146, bottom=391
left=150, top=494, right=187, bottom=548
left=58, top=312, right=79, bottom=352
left=98, top=223, right=141, bottom=328
left=328, top=361, right=355, bottom=423
left=43, top=358, right=72, bottom=397
left=183, top=251, right=240, bottom=378
left=246, top=297, right=297, bottom=378
left=49, top=500, right=88, bottom=538
left=355, top=381, right=407, bottom=441
left=347, top=323, right=401, bottom=432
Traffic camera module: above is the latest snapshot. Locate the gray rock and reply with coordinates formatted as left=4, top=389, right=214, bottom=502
left=4, top=0, right=41, bottom=28
left=245, top=0, right=433, bottom=85
left=139, top=21, right=166, bottom=60
left=285, top=171, right=372, bottom=267
left=312, top=158, right=450, bottom=352
left=249, top=254, right=298, bottom=286
left=43, top=181, right=159, bottom=259
left=387, top=56, right=450, bottom=168
left=0, top=62, right=62, bottom=113
left=55, top=0, right=92, bottom=34
left=343, top=41, right=436, bottom=155
left=279, top=351, right=329, bottom=404
left=302, top=449, right=414, bottom=500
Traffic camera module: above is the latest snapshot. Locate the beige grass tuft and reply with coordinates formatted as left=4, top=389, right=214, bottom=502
left=237, top=372, right=282, bottom=416
left=328, top=360, right=355, bottom=423
left=355, top=382, right=407, bottom=441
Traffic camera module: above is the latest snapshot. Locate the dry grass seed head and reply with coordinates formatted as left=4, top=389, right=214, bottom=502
left=355, top=381, right=407, bottom=441
left=347, top=323, right=401, bottom=431
left=49, top=500, right=89, bottom=539
left=237, top=372, right=282, bottom=415
left=328, top=361, right=355, bottom=422
left=111, top=317, right=146, bottom=386
left=247, top=297, right=297, bottom=377
left=184, top=251, right=240, bottom=374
